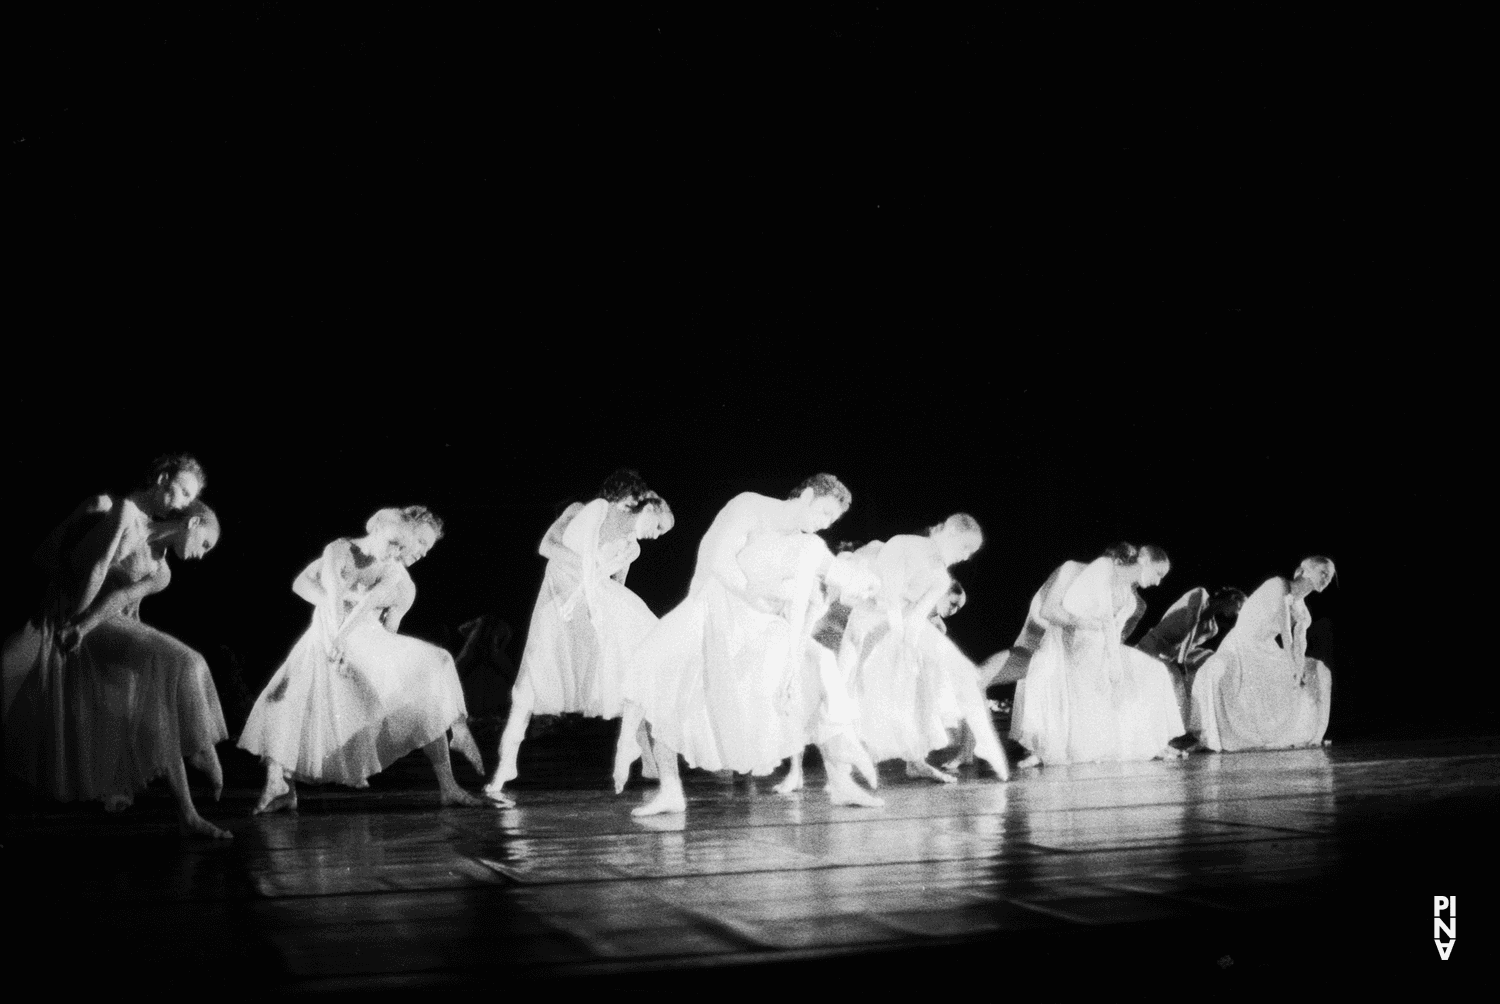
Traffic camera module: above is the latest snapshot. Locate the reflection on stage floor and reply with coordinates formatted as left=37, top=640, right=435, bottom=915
left=5, top=722, right=1493, bottom=989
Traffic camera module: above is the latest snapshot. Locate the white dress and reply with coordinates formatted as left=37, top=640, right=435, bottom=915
left=3, top=498, right=228, bottom=802
left=1009, top=558, right=1185, bottom=764
left=519, top=499, right=659, bottom=720
left=238, top=541, right=467, bottom=787
left=842, top=536, right=1007, bottom=773
left=1189, top=577, right=1331, bottom=751
left=623, top=494, right=826, bottom=776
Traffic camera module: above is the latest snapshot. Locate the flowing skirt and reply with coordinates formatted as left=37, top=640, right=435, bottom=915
left=846, top=611, right=1008, bottom=772
left=521, top=562, right=659, bottom=720
left=623, top=578, right=805, bottom=775
left=1189, top=645, right=1331, bottom=751
left=238, top=615, right=466, bottom=787
left=3, top=613, right=229, bottom=802
left=1011, top=625, right=1185, bottom=764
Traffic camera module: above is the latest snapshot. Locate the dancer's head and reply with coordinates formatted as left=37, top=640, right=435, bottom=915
left=1104, top=541, right=1171, bottom=588
left=166, top=500, right=219, bottom=560
left=929, top=513, right=983, bottom=566
left=1208, top=587, right=1248, bottom=618
left=633, top=494, right=674, bottom=540
left=596, top=469, right=673, bottom=539
left=1292, top=556, right=1335, bottom=595
left=596, top=469, right=652, bottom=506
left=936, top=579, right=967, bottom=619
left=141, top=454, right=206, bottom=515
left=397, top=505, right=445, bottom=566
left=788, top=473, right=851, bottom=532
left=364, top=508, right=413, bottom=563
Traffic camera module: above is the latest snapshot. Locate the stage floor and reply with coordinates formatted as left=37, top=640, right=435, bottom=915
left=5, top=722, right=1492, bottom=989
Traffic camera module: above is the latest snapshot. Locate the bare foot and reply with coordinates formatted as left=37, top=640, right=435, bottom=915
left=103, top=794, right=134, bottom=813
left=450, top=726, right=484, bottom=775
left=773, top=765, right=804, bottom=795
left=1017, top=754, right=1042, bottom=769
left=1158, top=746, right=1189, bottom=760
left=190, top=747, right=225, bottom=801
left=1321, top=739, right=1333, bottom=747
left=181, top=813, right=233, bottom=840
left=253, top=774, right=296, bottom=816
left=632, top=789, right=687, bottom=816
left=481, top=781, right=515, bottom=808
left=906, top=760, right=958, bottom=784
left=827, top=778, right=885, bottom=807
left=440, top=786, right=494, bottom=808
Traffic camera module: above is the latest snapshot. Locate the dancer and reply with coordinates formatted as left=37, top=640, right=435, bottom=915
left=239, top=506, right=491, bottom=812
left=841, top=515, right=1009, bottom=784
left=1189, top=558, right=1335, bottom=751
left=623, top=474, right=858, bottom=817
left=4, top=488, right=232, bottom=840
left=1135, top=587, right=1247, bottom=723
left=1009, top=543, right=1186, bottom=767
left=485, top=471, right=673, bottom=806
left=765, top=542, right=884, bottom=807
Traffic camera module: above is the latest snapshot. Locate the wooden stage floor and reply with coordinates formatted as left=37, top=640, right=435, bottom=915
left=5, top=720, right=1492, bottom=990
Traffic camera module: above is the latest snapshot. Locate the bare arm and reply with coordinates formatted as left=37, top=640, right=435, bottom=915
left=62, top=561, right=171, bottom=649
left=702, top=500, right=755, bottom=592
left=1038, top=563, right=1092, bottom=629
left=379, top=574, right=417, bottom=633
left=291, top=557, right=328, bottom=606
left=61, top=501, right=135, bottom=619
left=538, top=504, right=586, bottom=564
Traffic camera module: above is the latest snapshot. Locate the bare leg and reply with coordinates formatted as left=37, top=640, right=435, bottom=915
left=632, top=738, right=686, bottom=816
left=612, top=703, right=656, bottom=794
left=824, top=758, right=884, bottom=807
left=449, top=719, right=484, bottom=775
left=167, top=756, right=231, bottom=839
left=773, top=750, right=805, bottom=794
left=424, top=738, right=492, bottom=807
left=638, top=719, right=660, bottom=779
left=484, top=674, right=534, bottom=804
left=188, top=743, right=225, bottom=801
left=253, top=759, right=298, bottom=815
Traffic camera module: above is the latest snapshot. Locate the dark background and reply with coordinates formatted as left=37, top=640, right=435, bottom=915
left=6, top=5, right=1483, bottom=742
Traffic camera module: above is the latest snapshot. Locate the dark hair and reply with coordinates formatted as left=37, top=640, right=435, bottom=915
left=596, top=468, right=653, bottom=505
left=1210, top=587, right=1248, bottom=612
left=401, top=504, right=445, bottom=543
left=146, top=454, right=207, bottom=492
left=1102, top=541, right=1169, bottom=566
left=788, top=473, right=852, bottom=509
left=1139, top=543, right=1170, bottom=565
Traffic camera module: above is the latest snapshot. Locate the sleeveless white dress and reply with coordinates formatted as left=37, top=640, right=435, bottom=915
left=623, top=495, right=828, bottom=776
left=238, top=541, right=466, bottom=787
left=1009, top=557, right=1185, bottom=764
left=520, top=499, right=659, bottom=720
left=1189, top=577, right=1331, bottom=751
left=3, top=498, right=228, bottom=802
left=842, top=535, right=1007, bottom=775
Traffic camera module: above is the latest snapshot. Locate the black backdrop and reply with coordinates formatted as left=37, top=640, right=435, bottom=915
left=7, top=6, right=1483, bottom=739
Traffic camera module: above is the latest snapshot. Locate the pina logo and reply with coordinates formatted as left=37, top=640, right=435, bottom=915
left=1433, top=896, right=1456, bottom=960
